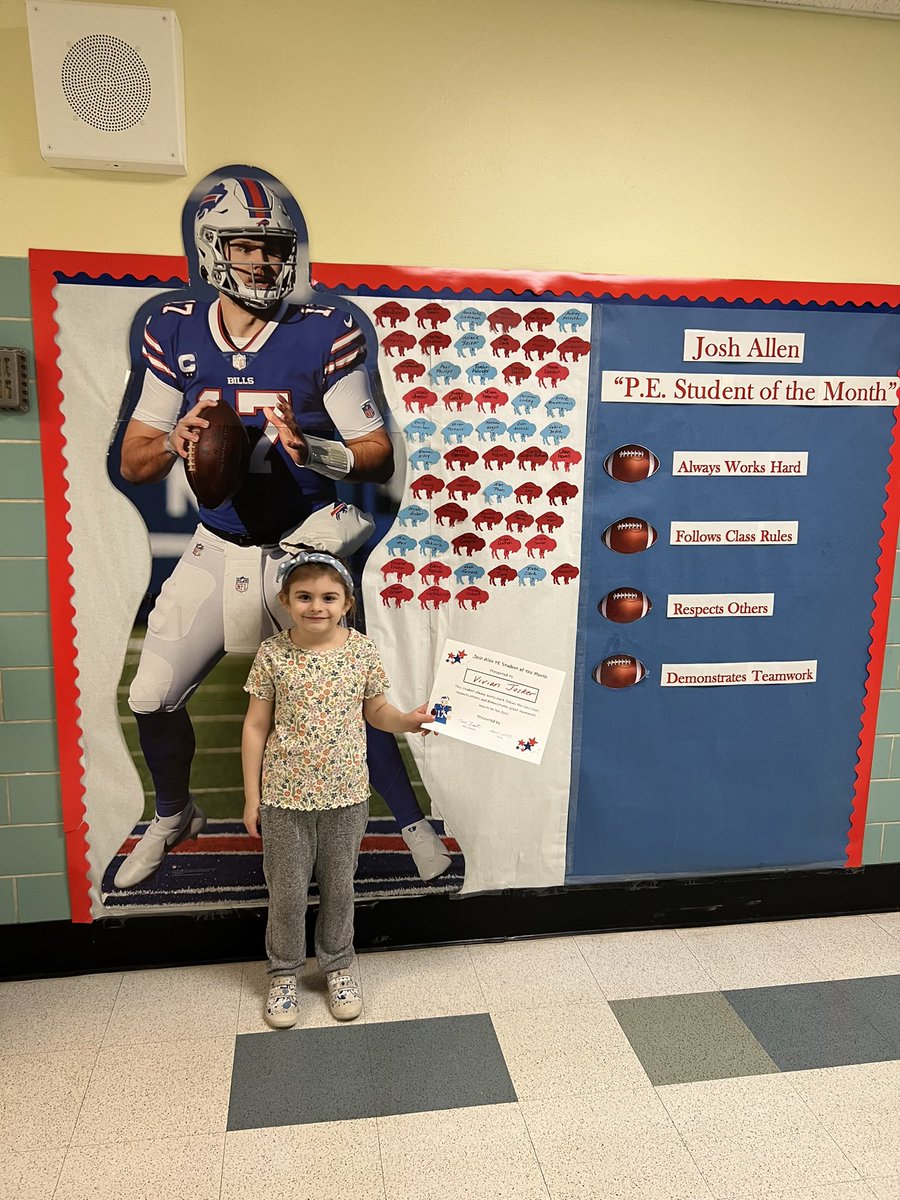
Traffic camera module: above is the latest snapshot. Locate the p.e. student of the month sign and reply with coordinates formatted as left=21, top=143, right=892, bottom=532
left=569, top=302, right=899, bottom=883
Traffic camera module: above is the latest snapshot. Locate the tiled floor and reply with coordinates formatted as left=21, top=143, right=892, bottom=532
left=1, top=913, right=899, bottom=1199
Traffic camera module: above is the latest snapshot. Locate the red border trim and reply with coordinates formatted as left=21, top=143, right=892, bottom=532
left=29, top=249, right=187, bottom=923
left=312, top=262, right=900, bottom=310
left=847, top=409, right=900, bottom=866
left=28, top=249, right=900, bottom=919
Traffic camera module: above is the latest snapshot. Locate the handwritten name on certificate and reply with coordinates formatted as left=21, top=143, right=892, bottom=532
left=425, top=640, right=565, bottom=764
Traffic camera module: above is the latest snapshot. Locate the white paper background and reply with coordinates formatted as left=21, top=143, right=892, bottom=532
left=54, top=282, right=170, bottom=916
left=358, top=297, right=591, bottom=893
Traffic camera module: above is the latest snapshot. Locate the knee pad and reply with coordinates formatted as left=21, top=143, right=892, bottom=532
left=128, top=651, right=186, bottom=714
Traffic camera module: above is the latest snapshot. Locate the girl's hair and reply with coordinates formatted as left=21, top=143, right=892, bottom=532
left=279, top=562, right=356, bottom=616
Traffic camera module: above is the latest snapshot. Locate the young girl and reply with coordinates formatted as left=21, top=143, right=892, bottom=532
left=242, top=551, right=430, bottom=1028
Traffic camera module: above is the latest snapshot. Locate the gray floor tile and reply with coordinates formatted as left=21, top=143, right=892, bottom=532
left=724, top=980, right=898, bottom=1072
left=228, top=1026, right=374, bottom=1130
left=227, top=1013, right=515, bottom=1131
left=836, top=975, right=900, bottom=1051
left=610, top=991, right=778, bottom=1086
left=368, top=1014, right=516, bottom=1117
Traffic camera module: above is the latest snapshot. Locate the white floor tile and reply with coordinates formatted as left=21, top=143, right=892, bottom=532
left=103, top=963, right=244, bottom=1045
left=522, top=1089, right=715, bottom=1199
left=576, top=928, right=718, bottom=999
left=657, top=1073, right=861, bottom=1199
left=468, top=936, right=602, bottom=1012
left=868, top=912, right=900, bottom=941
left=237, top=959, right=367, bottom=1032
left=0, top=1145, right=65, bottom=1200
left=222, top=1119, right=385, bottom=1200
left=774, top=915, right=900, bottom=980
left=0, top=973, right=121, bottom=1053
left=359, top=945, right=487, bottom=1024
left=869, top=1178, right=900, bottom=1199
left=786, top=1061, right=900, bottom=1178
left=675, top=922, right=826, bottom=989
left=379, top=1103, right=549, bottom=1200
left=55, top=1133, right=225, bottom=1199
left=0, top=1048, right=96, bottom=1151
left=70, top=1036, right=234, bottom=1146
left=491, top=1001, right=649, bottom=1101
left=736, top=1184, right=878, bottom=1199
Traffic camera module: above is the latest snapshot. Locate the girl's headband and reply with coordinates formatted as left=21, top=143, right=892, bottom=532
left=276, top=551, right=354, bottom=594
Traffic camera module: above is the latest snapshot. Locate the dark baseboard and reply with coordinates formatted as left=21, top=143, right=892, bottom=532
left=2, top=863, right=898, bottom=981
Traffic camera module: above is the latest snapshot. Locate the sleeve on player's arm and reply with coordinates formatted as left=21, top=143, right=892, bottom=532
left=141, top=315, right=180, bottom=386
left=131, top=367, right=183, bottom=432
left=324, top=367, right=385, bottom=440
left=323, top=316, right=367, bottom=384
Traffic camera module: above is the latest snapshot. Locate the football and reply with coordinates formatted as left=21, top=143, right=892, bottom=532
left=184, top=402, right=251, bottom=508
left=601, top=517, right=657, bottom=554
left=604, top=444, right=659, bottom=483
left=594, top=655, right=646, bottom=689
left=599, top=588, right=652, bottom=623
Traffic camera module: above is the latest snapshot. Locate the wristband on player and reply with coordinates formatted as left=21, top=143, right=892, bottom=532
left=163, top=430, right=179, bottom=457
left=302, top=435, right=355, bottom=480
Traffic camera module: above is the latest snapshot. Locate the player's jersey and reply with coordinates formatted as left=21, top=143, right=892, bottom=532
left=140, top=297, right=368, bottom=542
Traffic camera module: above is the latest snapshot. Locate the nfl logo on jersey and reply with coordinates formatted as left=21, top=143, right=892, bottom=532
left=362, top=401, right=376, bottom=419
left=232, top=353, right=247, bottom=370
left=235, top=576, right=249, bottom=593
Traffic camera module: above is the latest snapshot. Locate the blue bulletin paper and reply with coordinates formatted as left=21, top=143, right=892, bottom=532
left=566, top=303, right=899, bottom=882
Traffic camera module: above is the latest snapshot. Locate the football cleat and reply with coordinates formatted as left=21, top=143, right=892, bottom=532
left=113, top=801, right=207, bottom=889
left=402, top=820, right=452, bottom=881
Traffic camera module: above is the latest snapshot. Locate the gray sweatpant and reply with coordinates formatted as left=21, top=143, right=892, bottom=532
left=260, top=801, right=369, bottom=977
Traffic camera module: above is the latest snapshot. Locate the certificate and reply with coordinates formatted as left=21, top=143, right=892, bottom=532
left=424, top=640, right=565, bottom=765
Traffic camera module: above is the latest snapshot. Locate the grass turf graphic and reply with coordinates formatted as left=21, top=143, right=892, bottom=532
left=118, top=632, right=433, bottom=820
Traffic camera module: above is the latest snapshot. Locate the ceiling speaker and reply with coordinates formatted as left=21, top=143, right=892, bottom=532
left=27, top=1, right=186, bottom=175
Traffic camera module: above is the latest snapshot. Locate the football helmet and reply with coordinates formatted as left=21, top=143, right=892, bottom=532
left=194, top=177, right=297, bottom=310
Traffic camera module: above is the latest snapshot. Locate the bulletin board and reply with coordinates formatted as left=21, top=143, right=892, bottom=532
left=30, top=249, right=900, bottom=919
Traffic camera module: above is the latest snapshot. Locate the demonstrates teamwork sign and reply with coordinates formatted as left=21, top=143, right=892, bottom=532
left=30, top=244, right=900, bottom=917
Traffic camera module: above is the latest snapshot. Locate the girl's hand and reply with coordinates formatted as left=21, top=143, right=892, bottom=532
left=243, top=798, right=262, bottom=838
left=403, top=702, right=433, bottom=736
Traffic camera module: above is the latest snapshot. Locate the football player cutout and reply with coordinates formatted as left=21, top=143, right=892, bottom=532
left=114, top=167, right=451, bottom=888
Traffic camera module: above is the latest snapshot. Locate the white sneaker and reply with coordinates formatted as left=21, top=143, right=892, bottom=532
left=402, top=821, right=452, bottom=881
left=265, top=975, right=299, bottom=1029
left=326, top=969, right=363, bottom=1021
left=113, top=801, right=207, bottom=889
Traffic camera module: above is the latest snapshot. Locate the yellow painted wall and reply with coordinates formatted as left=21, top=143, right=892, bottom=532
left=2, top=0, right=898, bottom=282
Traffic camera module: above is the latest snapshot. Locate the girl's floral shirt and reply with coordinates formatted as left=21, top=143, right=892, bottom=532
left=244, top=628, right=389, bottom=811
